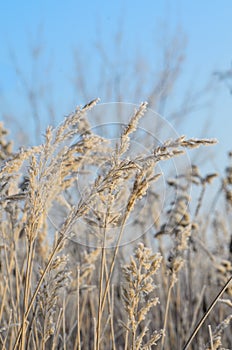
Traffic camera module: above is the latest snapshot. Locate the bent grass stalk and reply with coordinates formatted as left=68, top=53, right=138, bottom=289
left=183, top=274, right=232, bottom=349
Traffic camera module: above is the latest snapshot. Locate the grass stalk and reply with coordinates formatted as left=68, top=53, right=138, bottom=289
left=161, top=275, right=176, bottom=350
left=13, top=236, right=66, bottom=349
left=183, top=274, right=232, bottom=349
left=74, top=266, right=81, bottom=350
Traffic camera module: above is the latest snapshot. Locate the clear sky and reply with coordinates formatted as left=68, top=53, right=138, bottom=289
left=0, top=1, right=232, bottom=171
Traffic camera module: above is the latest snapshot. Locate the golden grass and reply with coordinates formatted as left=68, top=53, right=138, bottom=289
left=0, top=101, right=231, bottom=349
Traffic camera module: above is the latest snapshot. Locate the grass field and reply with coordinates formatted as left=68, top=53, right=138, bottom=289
left=0, top=100, right=231, bottom=349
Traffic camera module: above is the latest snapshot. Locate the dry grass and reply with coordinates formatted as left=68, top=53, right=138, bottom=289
left=0, top=101, right=231, bottom=349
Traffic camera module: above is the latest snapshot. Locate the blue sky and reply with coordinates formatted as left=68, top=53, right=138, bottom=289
left=0, top=1, right=232, bottom=171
